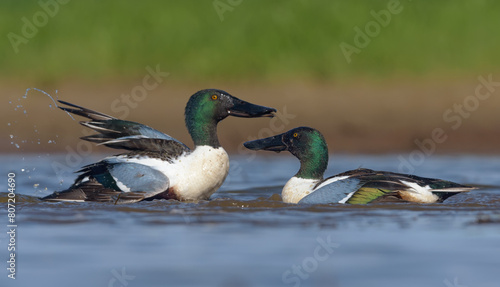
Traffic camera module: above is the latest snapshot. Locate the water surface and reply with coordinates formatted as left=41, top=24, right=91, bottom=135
left=1, top=153, right=499, bottom=287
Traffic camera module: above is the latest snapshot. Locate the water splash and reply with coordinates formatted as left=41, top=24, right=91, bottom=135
left=12, top=88, right=67, bottom=151
left=24, top=88, right=58, bottom=106
left=24, top=88, right=76, bottom=120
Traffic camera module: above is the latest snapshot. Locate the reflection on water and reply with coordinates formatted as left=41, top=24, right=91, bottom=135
left=0, top=154, right=499, bottom=287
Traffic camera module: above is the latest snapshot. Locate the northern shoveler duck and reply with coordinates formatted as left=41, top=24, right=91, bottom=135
left=42, top=89, right=276, bottom=203
left=244, top=127, right=476, bottom=204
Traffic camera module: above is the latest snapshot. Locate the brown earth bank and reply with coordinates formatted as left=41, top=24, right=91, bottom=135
left=2, top=76, right=500, bottom=154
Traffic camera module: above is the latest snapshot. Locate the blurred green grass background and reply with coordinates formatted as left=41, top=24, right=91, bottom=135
left=2, top=0, right=500, bottom=83
left=2, top=0, right=500, bottom=153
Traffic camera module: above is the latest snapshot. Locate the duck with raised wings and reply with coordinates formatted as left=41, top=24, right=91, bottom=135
left=43, top=89, right=276, bottom=203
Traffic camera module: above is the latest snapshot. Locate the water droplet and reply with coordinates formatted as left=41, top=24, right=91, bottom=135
left=21, top=168, right=25, bottom=172
left=9, top=101, right=12, bottom=104
left=15, top=144, right=20, bottom=149
left=10, top=135, right=13, bottom=138
left=34, top=183, right=39, bottom=188
left=48, top=140, right=52, bottom=144
left=24, top=110, right=27, bottom=114
left=22, top=94, right=27, bottom=99
left=7, top=123, right=11, bottom=126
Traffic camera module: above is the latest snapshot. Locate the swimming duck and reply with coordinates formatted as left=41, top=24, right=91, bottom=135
left=43, top=89, right=276, bottom=203
left=244, top=127, right=475, bottom=204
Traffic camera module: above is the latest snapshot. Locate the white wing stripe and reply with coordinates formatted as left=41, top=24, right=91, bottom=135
left=112, top=175, right=131, bottom=192
left=338, top=191, right=355, bottom=204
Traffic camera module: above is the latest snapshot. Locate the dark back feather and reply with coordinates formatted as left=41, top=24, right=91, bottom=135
left=57, top=100, right=190, bottom=154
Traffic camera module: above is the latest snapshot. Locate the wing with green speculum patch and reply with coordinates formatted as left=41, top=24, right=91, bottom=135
left=344, top=187, right=396, bottom=204
left=328, top=168, right=404, bottom=204
left=340, top=168, right=476, bottom=204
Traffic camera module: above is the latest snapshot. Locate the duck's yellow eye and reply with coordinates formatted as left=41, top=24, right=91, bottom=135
left=211, top=94, right=218, bottom=100
left=293, top=133, right=298, bottom=138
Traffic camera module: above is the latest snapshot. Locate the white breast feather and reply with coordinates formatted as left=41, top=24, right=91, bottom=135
left=108, top=146, right=229, bottom=200
left=282, top=177, right=320, bottom=204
